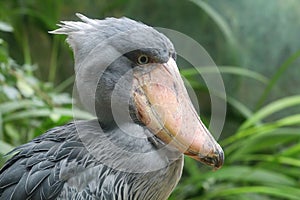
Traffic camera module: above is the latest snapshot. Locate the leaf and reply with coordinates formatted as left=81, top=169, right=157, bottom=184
left=239, top=95, right=300, bottom=130
left=50, top=93, right=72, bottom=105
left=0, top=100, right=44, bottom=114
left=190, top=0, right=236, bottom=46
left=207, top=186, right=300, bottom=200
left=280, top=143, right=300, bottom=156
left=49, top=113, right=61, bottom=122
left=3, top=109, right=51, bottom=122
left=201, top=166, right=297, bottom=186
left=224, top=118, right=300, bottom=152
left=181, top=66, right=268, bottom=84
left=0, top=140, right=14, bottom=154
left=228, top=128, right=300, bottom=160
left=16, top=79, right=34, bottom=97
left=4, top=124, right=20, bottom=142
left=0, top=21, right=13, bottom=32
left=226, top=96, right=253, bottom=119
left=239, top=155, right=300, bottom=168
left=53, top=108, right=94, bottom=120
left=256, top=50, right=300, bottom=109
left=1, top=85, right=20, bottom=100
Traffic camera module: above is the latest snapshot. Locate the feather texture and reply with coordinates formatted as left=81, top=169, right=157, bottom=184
left=0, top=120, right=183, bottom=200
left=1, top=14, right=183, bottom=200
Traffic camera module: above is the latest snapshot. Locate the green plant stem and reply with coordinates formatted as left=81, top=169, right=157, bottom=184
left=49, top=36, right=59, bottom=82
left=22, top=27, right=31, bottom=65
left=190, top=0, right=236, bottom=47
left=54, top=75, right=75, bottom=93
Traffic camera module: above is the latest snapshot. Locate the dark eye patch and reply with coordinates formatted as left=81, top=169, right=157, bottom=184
left=124, top=48, right=171, bottom=65
left=124, top=49, right=152, bottom=65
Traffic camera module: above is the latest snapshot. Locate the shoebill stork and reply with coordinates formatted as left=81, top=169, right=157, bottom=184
left=0, top=14, right=224, bottom=200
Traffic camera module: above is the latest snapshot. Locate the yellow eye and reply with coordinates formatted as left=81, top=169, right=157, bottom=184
left=137, top=54, right=149, bottom=65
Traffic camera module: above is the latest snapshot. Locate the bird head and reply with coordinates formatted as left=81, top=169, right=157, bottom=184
left=50, top=13, right=224, bottom=169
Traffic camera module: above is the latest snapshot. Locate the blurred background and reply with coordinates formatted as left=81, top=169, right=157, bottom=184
left=0, top=0, right=300, bottom=199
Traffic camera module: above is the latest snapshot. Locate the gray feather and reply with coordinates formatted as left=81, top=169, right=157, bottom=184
left=1, top=14, right=182, bottom=200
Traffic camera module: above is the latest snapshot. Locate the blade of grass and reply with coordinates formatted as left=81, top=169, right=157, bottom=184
left=3, top=108, right=93, bottom=122
left=182, top=69, right=253, bottom=118
left=224, top=116, right=300, bottom=155
left=201, top=166, right=297, bottom=186
left=280, top=143, right=300, bottom=156
left=226, top=96, right=253, bottom=118
left=54, top=75, right=75, bottom=93
left=206, top=186, right=300, bottom=200
left=190, top=0, right=236, bottom=46
left=54, top=108, right=94, bottom=120
left=0, top=100, right=44, bottom=114
left=181, top=66, right=268, bottom=84
left=48, top=36, right=63, bottom=82
left=239, top=95, right=300, bottom=130
left=3, top=109, right=51, bottom=122
left=0, top=140, right=14, bottom=154
left=229, top=130, right=299, bottom=159
left=256, top=50, right=300, bottom=109
left=239, top=154, right=300, bottom=168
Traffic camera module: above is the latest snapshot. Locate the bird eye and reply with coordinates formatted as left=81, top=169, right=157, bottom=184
left=137, top=54, right=149, bottom=65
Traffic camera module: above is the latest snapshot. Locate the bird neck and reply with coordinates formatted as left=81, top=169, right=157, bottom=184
left=95, top=57, right=134, bottom=131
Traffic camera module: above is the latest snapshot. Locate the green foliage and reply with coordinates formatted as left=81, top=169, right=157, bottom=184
left=169, top=3, right=300, bottom=199
left=0, top=31, right=90, bottom=165
left=170, top=62, right=300, bottom=200
left=190, top=0, right=236, bottom=48
left=0, top=42, right=68, bottom=146
left=255, top=50, right=300, bottom=110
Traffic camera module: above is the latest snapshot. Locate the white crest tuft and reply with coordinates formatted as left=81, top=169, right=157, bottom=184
left=49, top=13, right=98, bottom=35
